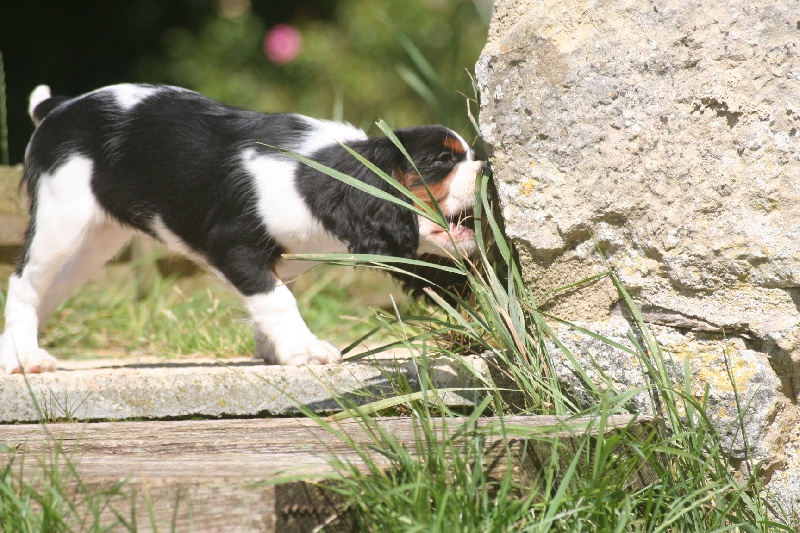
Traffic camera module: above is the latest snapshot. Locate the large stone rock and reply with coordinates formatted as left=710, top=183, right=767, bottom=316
left=476, top=0, right=800, bottom=506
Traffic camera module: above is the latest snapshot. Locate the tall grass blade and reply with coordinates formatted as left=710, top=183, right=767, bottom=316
left=262, top=143, right=435, bottom=222
left=283, top=252, right=464, bottom=275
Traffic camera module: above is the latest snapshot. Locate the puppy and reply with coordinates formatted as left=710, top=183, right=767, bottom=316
left=1, top=84, right=486, bottom=374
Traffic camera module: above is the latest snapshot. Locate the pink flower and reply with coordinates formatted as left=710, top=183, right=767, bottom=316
left=263, top=24, right=303, bottom=65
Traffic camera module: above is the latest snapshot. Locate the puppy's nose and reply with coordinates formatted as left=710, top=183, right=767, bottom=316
left=480, top=162, right=493, bottom=179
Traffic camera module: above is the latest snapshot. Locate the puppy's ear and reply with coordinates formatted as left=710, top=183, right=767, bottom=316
left=344, top=156, right=419, bottom=258
left=298, top=138, right=420, bottom=258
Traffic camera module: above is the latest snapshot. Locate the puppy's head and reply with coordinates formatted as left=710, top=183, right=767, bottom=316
left=392, top=126, right=488, bottom=259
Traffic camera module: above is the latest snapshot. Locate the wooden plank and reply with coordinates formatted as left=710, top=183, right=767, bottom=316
left=1, top=414, right=652, bottom=532
left=0, top=166, right=27, bottom=249
left=0, top=213, right=27, bottom=247
left=0, top=165, right=26, bottom=216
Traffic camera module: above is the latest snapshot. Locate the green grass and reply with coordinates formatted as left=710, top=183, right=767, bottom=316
left=2, top=155, right=797, bottom=533
left=0, top=261, right=409, bottom=361
left=0, top=443, right=134, bottom=533
left=271, top=159, right=797, bottom=531
left=296, top=203, right=797, bottom=532
left=257, top=58, right=797, bottom=530
left=2, top=144, right=797, bottom=533
left=2, top=193, right=796, bottom=532
left=1, top=60, right=796, bottom=530
left=4, top=245, right=794, bottom=531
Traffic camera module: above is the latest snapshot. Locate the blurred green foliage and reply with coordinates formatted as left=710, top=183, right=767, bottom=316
left=0, top=0, right=489, bottom=163
left=137, top=0, right=489, bottom=138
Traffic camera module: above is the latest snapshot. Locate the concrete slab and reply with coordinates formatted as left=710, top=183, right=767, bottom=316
left=0, top=354, right=490, bottom=423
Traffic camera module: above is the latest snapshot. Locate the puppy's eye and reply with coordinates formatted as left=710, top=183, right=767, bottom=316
left=434, top=152, right=454, bottom=163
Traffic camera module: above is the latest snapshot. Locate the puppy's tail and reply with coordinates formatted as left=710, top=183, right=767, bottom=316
left=28, top=85, right=69, bottom=126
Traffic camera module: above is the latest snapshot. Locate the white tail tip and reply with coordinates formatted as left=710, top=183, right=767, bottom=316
left=28, top=85, right=52, bottom=120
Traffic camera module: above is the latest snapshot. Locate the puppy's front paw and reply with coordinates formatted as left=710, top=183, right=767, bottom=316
left=2, top=348, right=58, bottom=374
left=279, top=339, right=342, bottom=366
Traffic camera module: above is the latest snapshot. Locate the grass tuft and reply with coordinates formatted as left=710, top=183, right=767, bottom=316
left=279, top=160, right=797, bottom=530
left=0, top=443, right=134, bottom=532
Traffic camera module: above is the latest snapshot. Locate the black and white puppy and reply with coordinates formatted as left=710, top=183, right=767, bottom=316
left=1, top=84, right=485, bottom=374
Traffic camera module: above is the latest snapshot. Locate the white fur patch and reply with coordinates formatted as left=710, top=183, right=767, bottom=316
left=32, top=156, right=104, bottom=258
left=417, top=150, right=481, bottom=258
left=28, top=85, right=52, bottom=119
left=241, top=148, right=347, bottom=280
left=442, top=160, right=481, bottom=214
left=298, top=117, right=367, bottom=155
left=1, top=155, right=104, bottom=373
left=102, top=84, right=158, bottom=111
left=245, top=285, right=341, bottom=365
left=37, top=222, right=131, bottom=322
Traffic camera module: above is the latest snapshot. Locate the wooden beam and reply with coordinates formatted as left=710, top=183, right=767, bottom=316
left=2, top=414, right=654, bottom=532
left=0, top=165, right=27, bottom=249
left=0, top=165, right=25, bottom=214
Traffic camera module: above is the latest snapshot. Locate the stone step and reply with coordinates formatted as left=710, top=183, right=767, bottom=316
left=2, top=414, right=649, bottom=532
left=0, top=354, right=489, bottom=423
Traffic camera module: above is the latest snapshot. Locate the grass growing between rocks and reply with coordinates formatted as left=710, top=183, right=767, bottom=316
left=1, top=112, right=796, bottom=531
left=1, top=185, right=796, bottom=531
left=3, top=214, right=795, bottom=532
left=276, top=148, right=797, bottom=531
left=307, top=287, right=796, bottom=531
left=2, top=143, right=798, bottom=530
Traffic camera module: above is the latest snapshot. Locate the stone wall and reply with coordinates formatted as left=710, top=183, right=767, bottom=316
left=476, top=0, right=800, bottom=505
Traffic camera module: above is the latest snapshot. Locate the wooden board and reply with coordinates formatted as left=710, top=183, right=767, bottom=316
left=0, top=165, right=26, bottom=215
left=1, top=414, right=652, bottom=532
left=0, top=213, right=26, bottom=245
left=0, top=166, right=27, bottom=249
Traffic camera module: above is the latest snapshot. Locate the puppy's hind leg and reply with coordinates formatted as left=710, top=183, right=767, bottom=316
left=1, top=156, right=106, bottom=374
left=36, top=222, right=132, bottom=324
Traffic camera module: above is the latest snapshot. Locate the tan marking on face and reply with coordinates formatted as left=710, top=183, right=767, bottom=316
left=444, top=136, right=466, bottom=155
left=394, top=167, right=447, bottom=209
left=407, top=170, right=456, bottom=211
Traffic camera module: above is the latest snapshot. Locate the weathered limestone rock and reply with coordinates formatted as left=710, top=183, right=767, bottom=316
left=476, top=0, right=800, bottom=505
